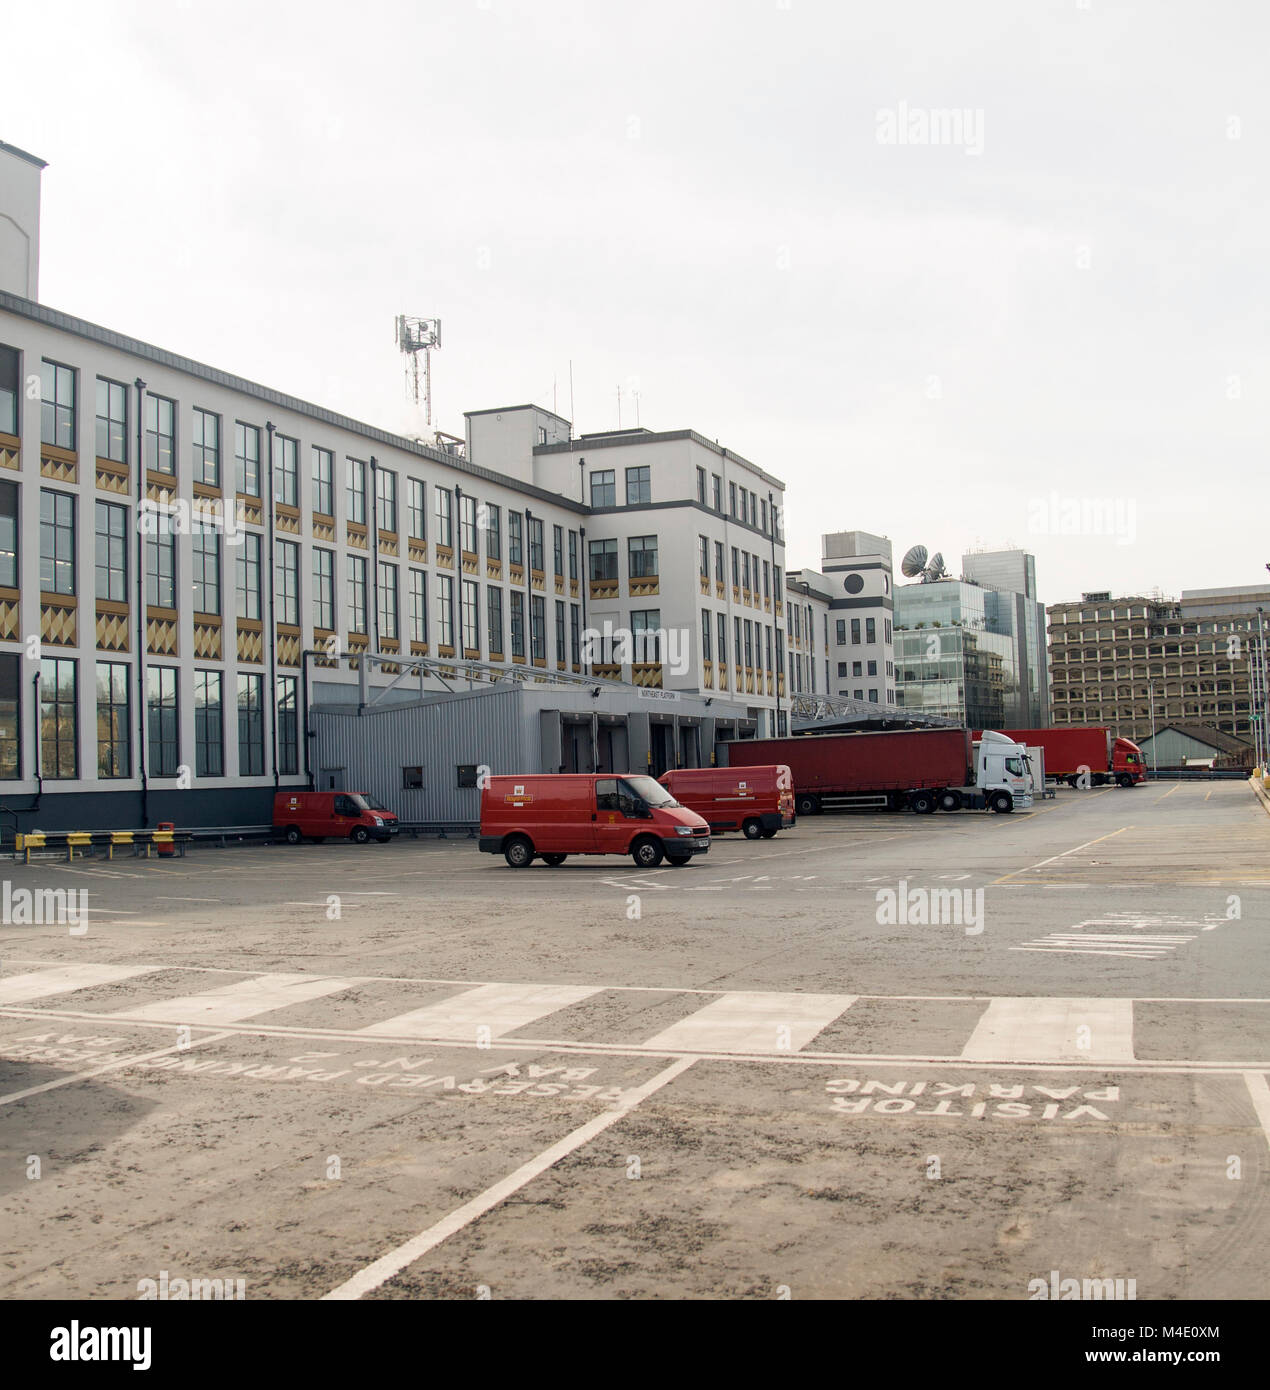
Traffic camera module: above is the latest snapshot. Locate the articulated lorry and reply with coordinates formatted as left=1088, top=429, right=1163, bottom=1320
left=717, top=728, right=1033, bottom=815
left=973, top=727, right=1145, bottom=788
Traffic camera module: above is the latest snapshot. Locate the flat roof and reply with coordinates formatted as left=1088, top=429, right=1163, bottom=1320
left=535, top=428, right=786, bottom=491
left=0, top=139, right=47, bottom=169
left=0, top=291, right=587, bottom=514
left=464, top=403, right=572, bottom=424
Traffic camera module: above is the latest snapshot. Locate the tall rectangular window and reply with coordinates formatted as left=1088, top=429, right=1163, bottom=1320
left=717, top=613, right=728, bottom=666
left=96, top=379, right=128, bottom=463
left=851, top=618, right=861, bottom=644
left=146, top=515, right=176, bottom=608
left=192, top=525, right=220, bottom=614
left=409, top=569, right=427, bottom=643
left=487, top=585, right=504, bottom=655
left=96, top=661, right=130, bottom=778
left=763, top=560, right=770, bottom=598
left=237, top=673, right=264, bottom=776
left=147, top=666, right=178, bottom=776
left=729, top=482, right=737, bottom=517
left=274, top=434, right=298, bottom=506
left=461, top=495, right=478, bottom=552
left=346, top=554, right=367, bottom=634
left=312, top=447, right=333, bottom=516
left=625, top=466, right=650, bottom=505
left=194, top=670, right=223, bottom=777
left=435, top=488, right=453, bottom=546
left=702, top=611, right=712, bottom=662
left=569, top=604, right=580, bottom=665
left=568, top=531, right=578, bottom=581
left=0, top=652, right=20, bottom=778
left=731, top=547, right=739, bottom=587
left=486, top=504, right=501, bottom=560
left=714, top=541, right=724, bottom=583
left=378, top=562, right=399, bottom=640
left=699, top=536, right=709, bottom=578
left=508, top=512, right=522, bottom=565
left=696, top=467, right=706, bottom=504
left=866, top=617, right=876, bottom=644
left=510, top=591, right=525, bottom=659
left=41, top=360, right=76, bottom=450
left=237, top=532, right=261, bottom=619
left=144, top=394, right=175, bottom=474
left=40, top=489, right=76, bottom=595
left=313, top=548, right=334, bottom=630
left=529, top=518, right=544, bottom=571
left=553, top=526, right=564, bottom=578
left=712, top=474, right=722, bottom=511
left=376, top=466, right=397, bottom=532
left=41, top=657, right=78, bottom=778
left=589, top=538, right=617, bottom=580
left=590, top=470, right=615, bottom=507
left=0, top=345, right=18, bottom=436
left=628, top=535, right=658, bottom=579
left=276, top=675, right=298, bottom=775
left=632, top=611, right=661, bottom=661
left=555, top=599, right=566, bottom=663
left=95, top=500, right=127, bottom=601
left=436, top=574, right=454, bottom=646
left=462, top=579, right=480, bottom=651
left=276, top=539, right=299, bottom=625
left=530, top=595, right=546, bottom=661
left=235, top=422, right=261, bottom=496
left=408, top=478, right=426, bottom=538
left=346, top=458, right=367, bottom=523
left=192, top=408, right=220, bottom=487
left=0, top=481, right=16, bottom=588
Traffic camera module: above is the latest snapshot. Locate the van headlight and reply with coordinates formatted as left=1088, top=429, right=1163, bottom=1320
left=372, top=816, right=383, bottom=826
left=674, top=825, right=693, bottom=836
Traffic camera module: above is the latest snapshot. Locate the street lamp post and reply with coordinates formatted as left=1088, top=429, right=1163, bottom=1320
left=1148, top=679, right=1157, bottom=775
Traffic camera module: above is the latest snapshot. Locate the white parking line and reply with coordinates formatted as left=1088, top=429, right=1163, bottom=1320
left=962, top=998, right=1135, bottom=1063
left=358, top=982, right=603, bottom=1042
left=0, top=963, right=159, bottom=1004
left=107, top=973, right=361, bottom=1024
left=641, top=991, right=858, bottom=1054
left=322, top=1056, right=696, bottom=1300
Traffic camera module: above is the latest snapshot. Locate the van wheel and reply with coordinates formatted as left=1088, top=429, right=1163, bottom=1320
left=909, top=791, right=936, bottom=815
left=542, top=853, right=568, bottom=866
left=284, top=825, right=303, bottom=845
left=631, top=837, right=664, bottom=869
left=938, top=790, right=962, bottom=812
left=990, top=792, right=1013, bottom=814
left=503, top=835, right=534, bottom=868
left=666, top=854, right=692, bottom=867
left=795, top=794, right=820, bottom=817
left=350, top=826, right=370, bottom=844
left=742, top=818, right=762, bottom=839
left=761, top=828, right=778, bottom=838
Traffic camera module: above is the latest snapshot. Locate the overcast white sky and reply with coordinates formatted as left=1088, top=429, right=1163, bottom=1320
left=6, top=0, right=1266, bottom=603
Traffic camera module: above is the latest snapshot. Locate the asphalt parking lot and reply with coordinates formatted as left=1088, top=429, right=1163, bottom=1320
left=1, top=779, right=1268, bottom=1300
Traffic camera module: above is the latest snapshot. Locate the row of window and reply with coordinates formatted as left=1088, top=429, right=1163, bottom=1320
left=836, top=659, right=895, bottom=680
left=692, top=466, right=776, bottom=537
left=834, top=616, right=892, bottom=646
left=698, top=610, right=785, bottom=676
left=695, top=536, right=784, bottom=599
left=0, top=653, right=297, bottom=781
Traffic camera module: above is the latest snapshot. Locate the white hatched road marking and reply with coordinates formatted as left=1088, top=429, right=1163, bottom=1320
left=0, top=962, right=159, bottom=1004
left=962, top=998, right=1135, bottom=1063
left=641, top=991, right=858, bottom=1054
left=107, top=973, right=361, bottom=1024
left=358, top=982, right=603, bottom=1042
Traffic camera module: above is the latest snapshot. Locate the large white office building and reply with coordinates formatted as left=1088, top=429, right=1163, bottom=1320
left=0, top=140, right=793, bottom=828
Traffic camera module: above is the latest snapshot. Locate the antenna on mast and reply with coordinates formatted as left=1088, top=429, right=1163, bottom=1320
left=395, top=315, right=442, bottom=428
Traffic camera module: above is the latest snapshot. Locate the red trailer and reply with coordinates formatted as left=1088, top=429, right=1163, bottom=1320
left=973, top=727, right=1145, bottom=787
left=718, top=728, right=1032, bottom=815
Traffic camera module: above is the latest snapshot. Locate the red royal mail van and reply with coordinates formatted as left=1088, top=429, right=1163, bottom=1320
left=479, top=773, right=710, bottom=868
left=657, top=765, right=794, bottom=839
left=274, top=791, right=399, bottom=844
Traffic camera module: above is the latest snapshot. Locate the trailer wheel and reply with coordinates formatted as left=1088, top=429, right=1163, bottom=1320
left=284, top=825, right=303, bottom=845
left=938, top=790, right=962, bottom=812
left=503, top=834, right=534, bottom=868
left=1066, top=775, right=1081, bottom=789
left=795, top=794, right=820, bottom=817
left=742, top=818, right=763, bottom=839
left=542, top=853, right=568, bottom=866
left=350, top=825, right=371, bottom=844
left=631, top=836, right=665, bottom=869
left=909, top=791, right=936, bottom=815
left=990, top=792, right=1013, bottom=814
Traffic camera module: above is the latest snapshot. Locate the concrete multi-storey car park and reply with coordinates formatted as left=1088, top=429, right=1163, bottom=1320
left=0, top=143, right=793, bottom=833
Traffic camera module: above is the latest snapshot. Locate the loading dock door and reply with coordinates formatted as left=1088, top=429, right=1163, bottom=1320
left=650, top=722, right=675, bottom=777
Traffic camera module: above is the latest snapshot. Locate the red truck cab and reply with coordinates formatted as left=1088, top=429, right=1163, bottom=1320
left=479, top=773, right=710, bottom=868
left=1112, top=737, right=1146, bottom=784
left=657, top=765, right=794, bottom=839
left=274, top=791, right=400, bottom=844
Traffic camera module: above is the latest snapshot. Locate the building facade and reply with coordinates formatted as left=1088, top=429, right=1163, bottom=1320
left=1048, top=585, right=1270, bottom=744
left=819, top=531, right=896, bottom=704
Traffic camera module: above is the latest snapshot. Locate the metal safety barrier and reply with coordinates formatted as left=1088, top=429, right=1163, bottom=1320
left=14, top=829, right=193, bottom=864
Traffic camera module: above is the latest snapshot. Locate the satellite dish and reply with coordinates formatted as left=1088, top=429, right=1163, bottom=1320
left=901, top=543, right=947, bottom=583
left=901, top=544, right=928, bottom=578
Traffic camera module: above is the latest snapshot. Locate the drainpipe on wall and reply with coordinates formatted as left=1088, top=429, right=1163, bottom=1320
left=769, top=490, right=781, bottom=737
left=266, top=423, right=279, bottom=789
left=524, top=509, right=534, bottom=664
left=134, top=378, right=148, bottom=825
left=579, top=524, right=588, bottom=676
left=31, top=671, right=42, bottom=811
